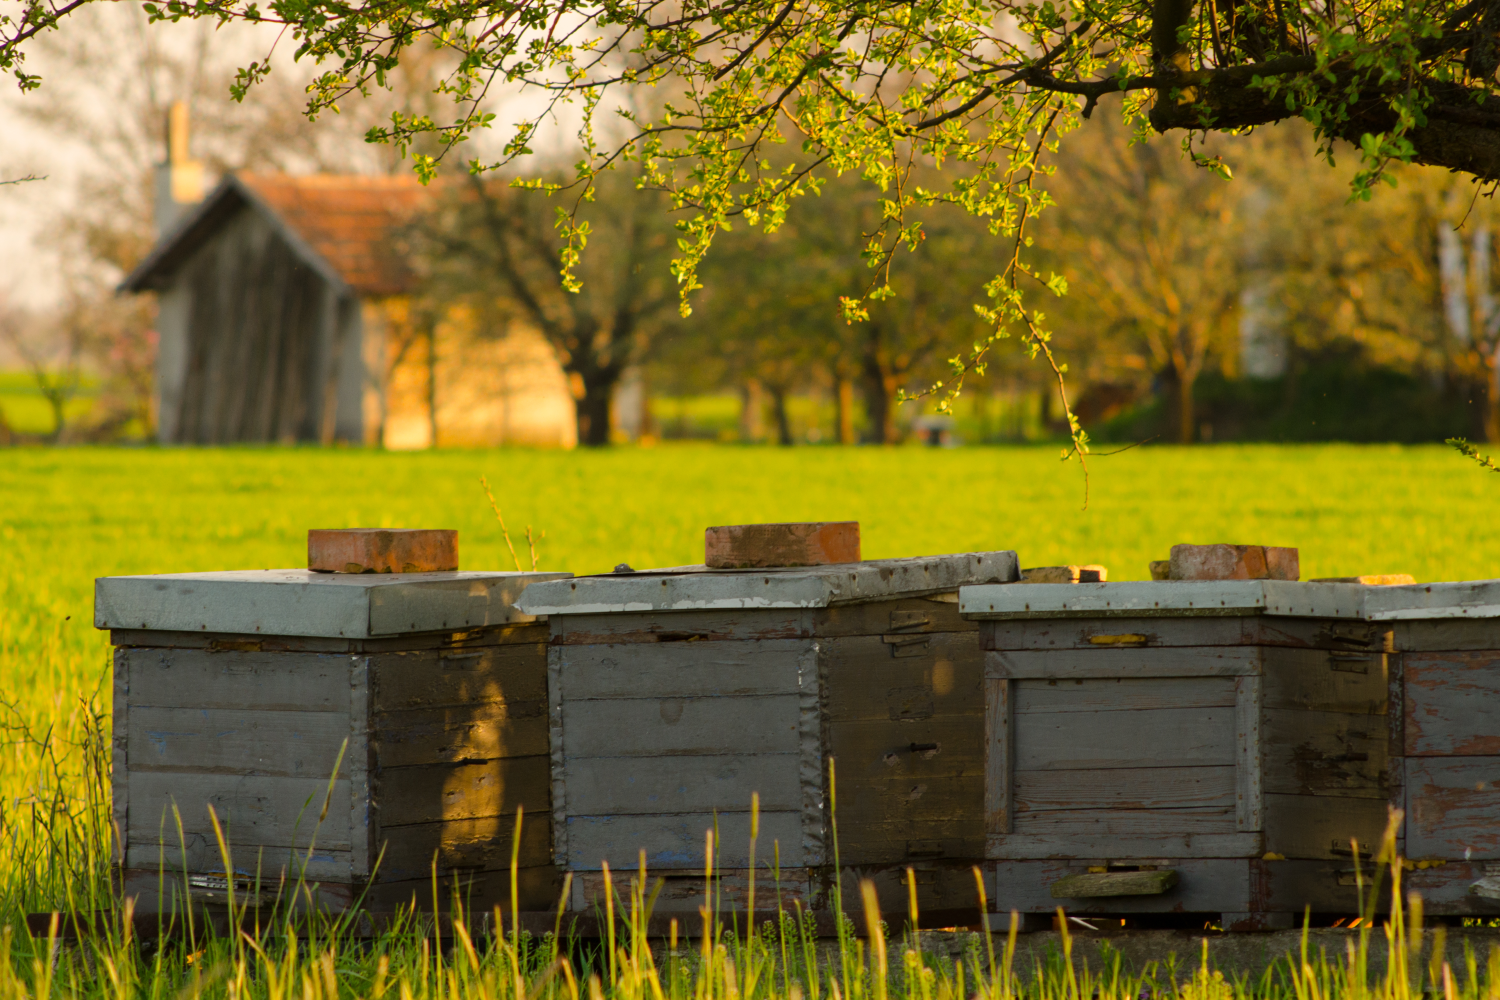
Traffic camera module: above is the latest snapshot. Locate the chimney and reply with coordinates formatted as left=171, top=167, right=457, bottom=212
left=153, top=100, right=205, bottom=237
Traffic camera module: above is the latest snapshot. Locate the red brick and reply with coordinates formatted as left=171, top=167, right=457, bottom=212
left=705, top=522, right=860, bottom=569
left=1168, top=544, right=1299, bottom=581
left=308, top=529, right=458, bottom=574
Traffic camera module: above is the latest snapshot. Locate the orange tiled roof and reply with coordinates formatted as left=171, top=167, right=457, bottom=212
left=238, top=173, right=434, bottom=297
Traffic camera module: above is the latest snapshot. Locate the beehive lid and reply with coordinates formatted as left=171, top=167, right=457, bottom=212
left=95, top=570, right=572, bottom=638
left=1360, top=579, right=1500, bottom=620
left=959, top=580, right=1368, bottom=619
left=513, top=551, right=1019, bottom=615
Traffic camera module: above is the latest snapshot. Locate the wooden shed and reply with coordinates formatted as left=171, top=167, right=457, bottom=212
left=120, top=173, right=576, bottom=447
left=512, top=552, right=1019, bottom=919
left=96, top=568, right=569, bottom=914
left=959, top=580, right=1388, bottom=931
left=1358, top=580, right=1500, bottom=914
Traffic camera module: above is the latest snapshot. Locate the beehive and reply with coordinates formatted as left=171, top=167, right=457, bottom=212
left=512, top=552, right=1019, bottom=917
left=959, top=579, right=1389, bottom=930
left=1359, top=581, right=1500, bottom=914
left=96, top=569, right=569, bottom=914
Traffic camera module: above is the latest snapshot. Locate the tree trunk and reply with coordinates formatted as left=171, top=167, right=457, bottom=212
left=859, top=342, right=897, bottom=444
left=425, top=322, right=438, bottom=449
left=739, top=379, right=764, bottom=443
left=1177, top=372, right=1196, bottom=444
left=836, top=378, right=856, bottom=444
left=575, top=388, right=612, bottom=446
left=1487, top=349, right=1500, bottom=443
left=768, top=384, right=793, bottom=445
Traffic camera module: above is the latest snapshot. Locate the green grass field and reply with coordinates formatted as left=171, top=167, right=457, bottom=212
left=1, top=443, right=1497, bottom=1000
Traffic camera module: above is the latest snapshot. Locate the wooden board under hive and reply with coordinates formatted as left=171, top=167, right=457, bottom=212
left=960, top=580, right=1389, bottom=930
left=513, top=552, right=1019, bottom=918
left=96, top=569, right=569, bottom=915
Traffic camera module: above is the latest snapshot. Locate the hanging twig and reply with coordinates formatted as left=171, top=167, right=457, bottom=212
left=1448, top=437, right=1500, bottom=472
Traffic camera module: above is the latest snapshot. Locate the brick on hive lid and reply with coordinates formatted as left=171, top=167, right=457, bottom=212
left=1168, top=543, right=1299, bottom=581
left=1018, top=565, right=1108, bottom=583
left=705, top=522, right=860, bottom=568
left=1310, top=573, right=1417, bottom=585
left=308, top=528, right=458, bottom=573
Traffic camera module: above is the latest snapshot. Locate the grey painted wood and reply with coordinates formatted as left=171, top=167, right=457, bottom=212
left=110, top=622, right=549, bottom=654
left=1262, top=649, right=1389, bottom=714
left=1013, top=703, right=1236, bottom=770
left=1365, top=580, right=1500, bottom=621
left=547, top=645, right=568, bottom=869
left=1050, top=869, right=1178, bottom=898
left=95, top=570, right=569, bottom=638
left=1014, top=805, right=1236, bottom=836
left=124, top=841, right=353, bottom=882
left=374, top=816, right=553, bottom=880
left=553, top=610, right=813, bottom=645
left=1013, top=676, right=1236, bottom=714
left=814, top=597, right=970, bottom=637
left=988, top=648, right=1262, bottom=680
left=987, top=831, right=1260, bottom=860
left=1403, top=652, right=1500, bottom=755
left=349, top=655, right=372, bottom=880
left=1404, top=757, right=1500, bottom=859
left=122, top=647, right=351, bottom=711
left=557, top=640, right=812, bottom=699
left=986, top=677, right=1012, bottom=835
left=561, top=695, right=803, bottom=757
left=113, top=649, right=129, bottom=866
left=370, top=644, right=548, bottom=712
left=990, top=859, right=1251, bottom=912
left=1394, top=620, right=1500, bottom=651
left=1013, top=766, right=1236, bottom=812
left=126, top=707, right=349, bottom=777
left=984, top=617, right=1388, bottom=652
left=516, top=552, right=1019, bottom=616
left=374, top=704, right=548, bottom=767
left=379, top=758, right=550, bottom=825
left=127, top=771, right=352, bottom=850
left=563, top=810, right=805, bottom=869
left=961, top=581, right=1365, bottom=621
left=1263, top=793, right=1388, bottom=859
left=1261, top=708, right=1387, bottom=797
left=821, top=633, right=983, bottom=721
left=1236, top=675, right=1263, bottom=830
left=562, top=754, right=801, bottom=815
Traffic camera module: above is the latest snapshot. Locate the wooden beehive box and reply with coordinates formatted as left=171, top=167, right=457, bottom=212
left=959, top=579, right=1390, bottom=930
left=512, top=552, right=1019, bottom=917
left=95, top=569, right=569, bottom=914
left=1358, top=581, right=1500, bottom=914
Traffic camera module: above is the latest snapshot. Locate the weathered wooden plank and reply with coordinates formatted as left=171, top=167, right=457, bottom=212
left=825, top=717, right=983, bottom=775
left=830, top=822, right=985, bottom=865
left=123, top=841, right=353, bottom=882
left=363, top=865, right=563, bottom=912
left=379, top=758, right=550, bottom=826
left=562, top=754, right=800, bottom=815
left=1014, top=676, right=1236, bottom=714
left=990, top=859, right=1252, bottom=912
left=374, top=814, right=553, bottom=880
left=1013, top=765, right=1236, bottom=812
left=110, top=622, right=548, bottom=653
left=553, top=610, right=813, bottom=645
left=113, top=649, right=130, bottom=866
left=1013, top=703, right=1236, bottom=770
left=1050, top=869, right=1178, bottom=898
left=127, top=772, right=352, bottom=850
left=1012, top=806, right=1236, bottom=836
left=370, top=645, right=548, bottom=712
left=1261, top=708, right=1387, bottom=798
left=126, top=707, right=349, bottom=777
left=121, top=647, right=350, bottom=711
left=373, top=703, right=548, bottom=767
left=561, top=696, right=802, bottom=757
left=821, top=633, right=982, bottom=721
left=986, top=677, right=1012, bottom=835
left=988, top=830, right=1260, bottom=860
left=556, top=640, right=811, bottom=699
left=1236, top=675, right=1263, bottom=830
left=1262, top=793, right=1388, bottom=859
left=575, top=868, right=818, bottom=913
left=823, top=772, right=984, bottom=821
left=349, top=655, right=372, bottom=881
left=983, top=617, right=1388, bottom=653
left=1394, top=619, right=1500, bottom=652
left=813, top=597, right=969, bottom=637
left=987, top=648, right=1262, bottom=680
left=1262, top=648, right=1389, bottom=715
left=563, top=810, right=807, bottom=869
left=1403, top=652, right=1500, bottom=756
left=1404, top=757, right=1500, bottom=859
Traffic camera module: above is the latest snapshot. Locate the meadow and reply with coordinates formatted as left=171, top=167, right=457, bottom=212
left=1, top=442, right=1498, bottom=1000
